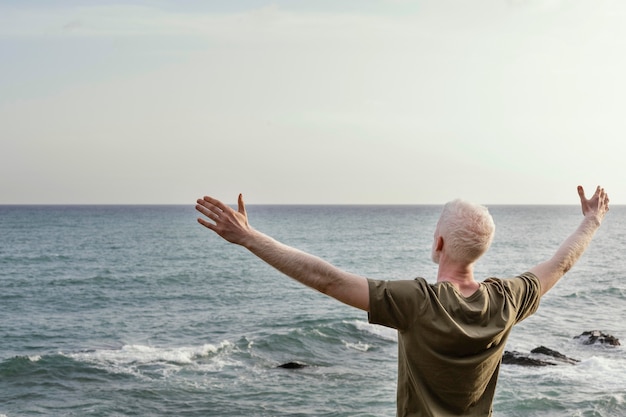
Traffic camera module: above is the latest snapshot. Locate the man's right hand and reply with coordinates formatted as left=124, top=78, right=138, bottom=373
left=196, top=193, right=252, bottom=246
left=530, top=185, right=609, bottom=296
left=578, top=185, right=610, bottom=223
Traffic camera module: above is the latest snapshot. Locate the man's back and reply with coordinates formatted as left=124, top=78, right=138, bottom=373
left=368, top=273, right=541, bottom=416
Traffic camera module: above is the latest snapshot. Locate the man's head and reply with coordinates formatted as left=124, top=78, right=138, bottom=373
left=431, top=199, right=495, bottom=265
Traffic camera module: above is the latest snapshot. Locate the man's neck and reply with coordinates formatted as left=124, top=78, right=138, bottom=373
left=436, top=261, right=480, bottom=297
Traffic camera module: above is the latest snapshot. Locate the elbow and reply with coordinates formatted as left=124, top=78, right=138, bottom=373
left=559, top=255, right=577, bottom=275
left=316, top=272, right=348, bottom=300
left=562, top=263, right=573, bottom=275
left=549, top=250, right=578, bottom=277
left=557, top=261, right=572, bottom=276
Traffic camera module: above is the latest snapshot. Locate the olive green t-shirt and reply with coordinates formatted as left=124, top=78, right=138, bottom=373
left=368, top=272, right=541, bottom=417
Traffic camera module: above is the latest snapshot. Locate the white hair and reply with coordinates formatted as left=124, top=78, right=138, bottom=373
left=435, top=199, right=495, bottom=264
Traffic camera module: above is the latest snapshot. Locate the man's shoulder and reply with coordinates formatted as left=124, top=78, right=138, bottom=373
left=483, top=272, right=540, bottom=287
left=483, top=273, right=542, bottom=322
left=482, top=273, right=542, bottom=303
left=368, top=276, right=430, bottom=286
left=367, top=277, right=435, bottom=307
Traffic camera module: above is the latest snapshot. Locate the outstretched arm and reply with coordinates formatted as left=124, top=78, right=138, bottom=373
left=196, top=194, right=370, bottom=311
left=530, top=185, right=609, bottom=297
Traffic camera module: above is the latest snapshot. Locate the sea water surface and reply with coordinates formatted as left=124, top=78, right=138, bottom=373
left=1, top=204, right=624, bottom=416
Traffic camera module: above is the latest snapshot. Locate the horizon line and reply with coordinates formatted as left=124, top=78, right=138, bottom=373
left=0, top=202, right=612, bottom=207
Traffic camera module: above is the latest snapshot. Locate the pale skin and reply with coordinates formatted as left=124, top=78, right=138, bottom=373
left=196, top=185, right=609, bottom=310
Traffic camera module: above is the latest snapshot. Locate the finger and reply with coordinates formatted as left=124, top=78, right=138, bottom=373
left=198, top=196, right=230, bottom=218
left=577, top=185, right=586, bottom=201
left=197, top=217, right=216, bottom=231
left=238, top=193, right=246, bottom=217
left=195, top=200, right=213, bottom=215
left=196, top=198, right=218, bottom=212
left=195, top=202, right=221, bottom=222
left=595, top=185, right=602, bottom=197
left=201, top=195, right=229, bottom=213
left=600, top=188, right=609, bottom=205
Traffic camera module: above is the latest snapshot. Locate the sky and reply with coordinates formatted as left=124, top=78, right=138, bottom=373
left=1, top=0, right=625, bottom=205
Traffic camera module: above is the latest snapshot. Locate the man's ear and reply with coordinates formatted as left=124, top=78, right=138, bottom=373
left=436, top=236, right=444, bottom=251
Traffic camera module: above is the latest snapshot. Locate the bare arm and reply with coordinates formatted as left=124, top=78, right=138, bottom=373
left=530, top=185, right=609, bottom=297
left=196, top=194, right=370, bottom=311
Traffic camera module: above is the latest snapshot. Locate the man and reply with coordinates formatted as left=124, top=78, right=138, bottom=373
left=195, top=185, right=609, bottom=416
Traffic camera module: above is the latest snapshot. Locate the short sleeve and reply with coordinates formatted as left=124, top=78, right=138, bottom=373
left=505, top=272, right=542, bottom=323
left=367, top=278, right=429, bottom=331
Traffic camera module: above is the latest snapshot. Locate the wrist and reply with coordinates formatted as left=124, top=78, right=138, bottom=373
left=239, top=227, right=263, bottom=250
left=583, top=214, right=602, bottom=228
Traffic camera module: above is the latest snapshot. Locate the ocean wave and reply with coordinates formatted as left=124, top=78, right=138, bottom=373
left=251, top=319, right=395, bottom=353
left=343, top=341, right=371, bottom=352
left=350, top=319, right=397, bottom=342
left=64, top=341, right=237, bottom=377
left=575, top=355, right=626, bottom=391
left=2, top=323, right=388, bottom=386
left=0, top=356, right=39, bottom=377
left=0, top=352, right=115, bottom=391
left=0, top=254, right=71, bottom=264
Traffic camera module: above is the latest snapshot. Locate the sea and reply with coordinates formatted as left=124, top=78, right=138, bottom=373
left=1, top=204, right=624, bottom=417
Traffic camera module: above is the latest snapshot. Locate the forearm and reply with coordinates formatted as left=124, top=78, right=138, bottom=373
left=553, top=216, right=601, bottom=273
left=241, top=228, right=369, bottom=310
left=243, top=229, right=338, bottom=292
left=531, top=215, right=601, bottom=295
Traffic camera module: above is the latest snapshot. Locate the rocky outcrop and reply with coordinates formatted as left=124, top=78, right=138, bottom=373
left=502, top=351, right=557, bottom=366
left=277, top=361, right=309, bottom=369
left=530, top=346, right=580, bottom=365
left=502, top=345, right=579, bottom=367
left=503, top=331, right=621, bottom=367
left=574, top=330, right=620, bottom=346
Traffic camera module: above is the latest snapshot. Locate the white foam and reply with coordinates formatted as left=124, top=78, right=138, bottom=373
left=575, top=355, right=626, bottom=390
left=350, top=320, right=397, bottom=342
left=503, top=354, right=626, bottom=393
left=27, top=355, right=41, bottom=362
left=65, top=341, right=235, bottom=376
left=579, top=355, right=614, bottom=371
left=344, top=341, right=371, bottom=352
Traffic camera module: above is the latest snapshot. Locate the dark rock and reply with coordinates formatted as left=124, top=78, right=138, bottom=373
left=531, top=346, right=580, bottom=364
left=502, top=351, right=556, bottom=367
left=277, top=361, right=309, bottom=369
left=574, top=331, right=620, bottom=346
left=503, top=346, right=579, bottom=367
left=503, top=332, right=621, bottom=367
